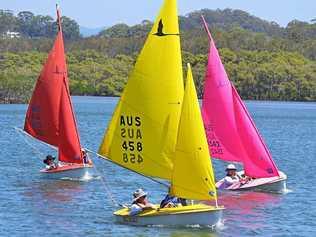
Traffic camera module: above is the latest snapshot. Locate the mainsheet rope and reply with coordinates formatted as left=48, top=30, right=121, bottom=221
left=85, top=148, right=170, bottom=209
left=89, top=159, right=124, bottom=208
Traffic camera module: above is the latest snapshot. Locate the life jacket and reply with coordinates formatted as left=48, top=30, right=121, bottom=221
left=160, top=195, right=181, bottom=208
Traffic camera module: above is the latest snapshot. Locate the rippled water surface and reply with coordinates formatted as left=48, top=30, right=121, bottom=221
left=0, top=97, right=315, bottom=237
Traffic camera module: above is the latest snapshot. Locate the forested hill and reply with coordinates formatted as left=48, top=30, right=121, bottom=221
left=99, top=8, right=284, bottom=38
left=0, top=9, right=80, bottom=39
left=0, top=8, right=316, bottom=103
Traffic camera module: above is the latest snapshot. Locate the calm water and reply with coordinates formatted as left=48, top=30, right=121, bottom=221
left=0, top=97, right=315, bottom=237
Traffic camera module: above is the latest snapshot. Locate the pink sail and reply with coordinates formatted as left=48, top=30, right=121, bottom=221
left=201, top=17, right=279, bottom=178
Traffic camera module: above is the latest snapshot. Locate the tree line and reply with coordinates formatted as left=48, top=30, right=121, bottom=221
left=0, top=9, right=80, bottom=39
left=0, top=8, right=315, bottom=103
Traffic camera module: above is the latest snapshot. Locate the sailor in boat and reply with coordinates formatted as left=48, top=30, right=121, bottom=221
left=43, top=155, right=58, bottom=170
left=220, top=164, right=250, bottom=189
left=81, top=148, right=92, bottom=165
left=129, top=189, right=156, bottom=216
left=160, top=187, right=187, bottom=208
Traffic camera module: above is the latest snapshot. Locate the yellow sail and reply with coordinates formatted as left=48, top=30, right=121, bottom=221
left=98, top=0, right=183, bottom=180
left=171, top=64, right=217, bottom=200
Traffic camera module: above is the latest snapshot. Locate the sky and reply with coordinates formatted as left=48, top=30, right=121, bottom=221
left=1, top=0, right=316, bottom=28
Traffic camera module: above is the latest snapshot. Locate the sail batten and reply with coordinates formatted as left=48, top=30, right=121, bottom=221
left=24, top=7, right=83, bottom=164
left=98, top=0, right=183, bottom=180
left=201, top=18, right=279, bottom=178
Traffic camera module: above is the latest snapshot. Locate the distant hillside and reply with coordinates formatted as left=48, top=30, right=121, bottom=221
left=0, top=8, right=316, bottom=103
left=96, top=8, right=316, bottom=59
left=80, top=26, right=106, bottom=37
left=180, top=9, right=283, bottom=36
left=98, top=8, right=285, bottom=38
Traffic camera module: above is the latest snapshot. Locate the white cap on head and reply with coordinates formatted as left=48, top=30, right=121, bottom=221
left=226, top=164, right=237, bottom=170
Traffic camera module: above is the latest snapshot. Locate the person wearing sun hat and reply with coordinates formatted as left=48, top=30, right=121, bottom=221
left=220, top=164, right=242, bottom=189
left=129, top=189, right=156, bottom=216
left=43, top=155, right=57, bottom=170
left=220, top=164, right=250, bottom=189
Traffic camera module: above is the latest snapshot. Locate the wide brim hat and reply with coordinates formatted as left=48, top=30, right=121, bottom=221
left=226, top=164, right=237, bottom=171
left=43, top=156, right=55, bottom=164
left=133, top=189, right=147, bottom=202
left=46, top=155, right=55, bottom=160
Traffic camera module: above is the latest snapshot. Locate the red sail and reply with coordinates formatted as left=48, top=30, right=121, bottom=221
left=24, top=7, right=83, bottom=164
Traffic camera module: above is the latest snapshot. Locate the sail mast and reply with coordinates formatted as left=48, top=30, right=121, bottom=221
left=56, top=4, right=83, bottom=162
left=56, top=4, right=62, bottom=32
left=201, top=16, right=213, bottom=41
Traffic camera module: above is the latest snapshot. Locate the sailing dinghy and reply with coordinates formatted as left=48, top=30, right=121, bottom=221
left=201, top=17, right=287, bottom=193
left=23, top=6, right=93, bottom=179
left=98, top=0, right=224, bottom=227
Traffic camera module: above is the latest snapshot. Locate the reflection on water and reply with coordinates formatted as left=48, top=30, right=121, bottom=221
left=168, top=229, right=219, bottom=237
left=217, top=191, right=282, bottom=232
left=115, top=225, right=220, bottom=237
left=21, top=180, right=88, bottom=235
left=218, top=191, right=281, bottom=212
left=24, top=180, right=84, bottom=203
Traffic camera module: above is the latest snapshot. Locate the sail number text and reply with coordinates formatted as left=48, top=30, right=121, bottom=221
left=120, top=115, right=144, bottom=164
left=205, top=124, right=223, bottom=155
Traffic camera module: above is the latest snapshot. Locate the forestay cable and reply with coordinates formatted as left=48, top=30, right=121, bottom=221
left=14, top=127, right=49, bottom=159
left=14, top=127, right=57, bottom=150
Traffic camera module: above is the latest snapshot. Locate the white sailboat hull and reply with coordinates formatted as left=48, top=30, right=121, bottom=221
left=114, top=204, right=224, bottom=227
left=216, top=170, right=287, bottom=193
left=40, top=163, right=93, bottom=180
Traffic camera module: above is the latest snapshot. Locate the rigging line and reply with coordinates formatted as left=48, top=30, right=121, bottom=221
left=85, top=148, right=169, bottom=188
left=14, top=127, right=46, bottom=159
left=90, top=160, right=124, bottom=208
left=14, top=127, right=57, bottom=151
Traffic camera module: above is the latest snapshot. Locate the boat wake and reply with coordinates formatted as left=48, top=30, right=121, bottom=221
left=184, top=222, right=225, bottom=231
left=147, top=219, right=225, bottom=231
left=60, top=174, right=101, bottom=182
left=214, top=219, right=226, bottom=231
left=281, top=188, right=293, bottom=194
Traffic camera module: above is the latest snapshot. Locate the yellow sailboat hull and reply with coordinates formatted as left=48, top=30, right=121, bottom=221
left=114, top=204, right=224, bottom=226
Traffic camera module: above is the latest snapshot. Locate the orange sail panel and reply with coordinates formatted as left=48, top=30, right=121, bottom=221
left=24, top=8, right=82, bottom=164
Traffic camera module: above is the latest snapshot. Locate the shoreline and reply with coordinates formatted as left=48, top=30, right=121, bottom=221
left=1, top=95, right=316, bottom=105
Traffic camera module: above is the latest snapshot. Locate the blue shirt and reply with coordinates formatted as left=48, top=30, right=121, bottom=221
left=160, top=195, right=181, bottom=208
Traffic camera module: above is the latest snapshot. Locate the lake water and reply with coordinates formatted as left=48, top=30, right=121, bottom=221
left=0, top=96, right=315, bottom=237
